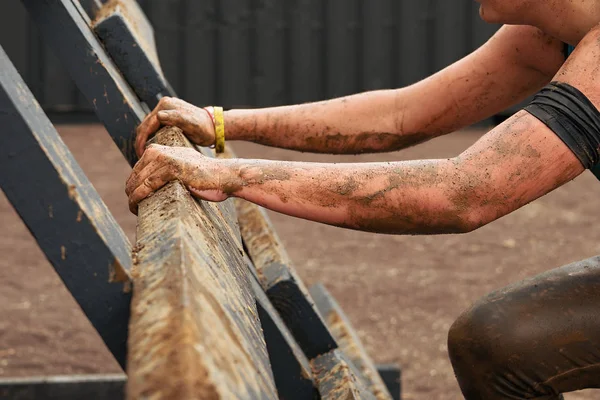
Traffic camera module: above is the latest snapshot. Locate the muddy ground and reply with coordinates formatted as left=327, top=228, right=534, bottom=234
left=1, top=124, right=599, bottom=400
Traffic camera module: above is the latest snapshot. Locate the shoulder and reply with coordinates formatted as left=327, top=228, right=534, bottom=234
left=487, top=25, right=565, bottom=79
left=555, top=24, right=600, bottom=105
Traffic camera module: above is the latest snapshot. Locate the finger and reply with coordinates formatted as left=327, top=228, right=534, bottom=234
left=158, top=110, right=207, bottom=144
left=135, top=114, right=162, bottom=157
left=128, top=165, right=174, bottom=214
left=126, top=144, right=164, bottom=196
left=135, top=97, right=178, bottom=157
left=157, top=110, right=187, bottom=127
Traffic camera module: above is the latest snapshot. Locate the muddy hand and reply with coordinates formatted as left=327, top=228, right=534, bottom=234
left=135, top=97, right=216, bottom=157
left=126, top=144, right=232, bottom=214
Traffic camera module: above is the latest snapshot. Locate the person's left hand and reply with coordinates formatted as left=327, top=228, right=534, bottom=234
left=125, top=144, right=232, bottom=214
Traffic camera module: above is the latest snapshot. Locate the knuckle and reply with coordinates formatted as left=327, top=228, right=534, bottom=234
left=146, top=144, right=160, bottom=154
left=158, top=97, right=174, bottom=109
left=143, top=177, right=154, bottom=188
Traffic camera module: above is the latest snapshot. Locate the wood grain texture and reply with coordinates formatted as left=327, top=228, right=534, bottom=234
left=127, top=127, right=277, bottom=400
left=310, top=283, right=393, bottom=400
left=311, top=349, right=377, bottom=400
left=236, top=199, right=338, bottom=359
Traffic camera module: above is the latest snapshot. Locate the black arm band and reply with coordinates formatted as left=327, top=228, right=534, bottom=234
left=524, top=81, right=600, bottom=170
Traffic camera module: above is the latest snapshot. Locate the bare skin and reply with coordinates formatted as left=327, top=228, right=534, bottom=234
left=129, top=0, right=600, bottom=235
left=135, top=25, right=564, bottom=157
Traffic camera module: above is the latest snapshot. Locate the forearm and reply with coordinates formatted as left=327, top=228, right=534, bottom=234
left=223, top=26, right=563, bottom=155
left=224, top=90, right=426, bottom=154
left=223, top=157, right=465, bottom=234
left=218, top=111, right=583, bottom=235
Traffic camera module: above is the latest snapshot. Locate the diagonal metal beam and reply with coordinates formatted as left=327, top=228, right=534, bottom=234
left=0, top=45, right=132, bottom=369
left=93, top=0, right=173, bottom=109
left=236, top=200, right=338, bottom=359
left=21, top=0, right=146, bottom=166
left=246, top=258, right=319, bottom=399
left=310, top=283, right=394, bottom=400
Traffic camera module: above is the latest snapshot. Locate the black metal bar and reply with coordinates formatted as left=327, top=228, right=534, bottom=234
left=237, top=201, right=338, bottom=359
left=310, top=283, right=394, bottom=400
left=377, top=364, right=402, bottom=400
left=251, top=273, right=319, bottom=400
left=0, top=45, right=132, bottom=369
left=21, top=0, right=147, bottom=166
left=78, top=0, right=102, bottom=19
left=0, top=375, right=126, bottom=400
left=93, top=0, right=171, bottom=109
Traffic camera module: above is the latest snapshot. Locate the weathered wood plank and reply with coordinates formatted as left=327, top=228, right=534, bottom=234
left=236, top=199, right=338, bottom=359
left=0, top=375, right=126, bottom=400
left=310, top=283, right=393, bottom=400
left=311, top=349, right=377, bottom=400
left=21, top=0, right=147, bottom=165
left=93, top=0, right=172, bottom=109
left=247, top=264, right=319, bottom=400
left=0, top=45, right=132, bottom=368
left=127, top=126, right=277, bottom=400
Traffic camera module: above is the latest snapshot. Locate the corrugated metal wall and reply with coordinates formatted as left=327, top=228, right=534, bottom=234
left=1, top=0, right=499, bottom=112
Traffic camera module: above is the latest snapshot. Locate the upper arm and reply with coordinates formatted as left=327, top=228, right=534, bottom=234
left=453, top=110, right=584, bottom=230
left=451, top=21, right=600, bottom=229
left=404, top=25, right=565, bottom=136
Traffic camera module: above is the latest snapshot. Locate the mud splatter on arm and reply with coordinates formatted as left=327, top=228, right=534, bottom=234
left=222, top=111, right=583, bottom=235
left=223, top=25, right=562, bottom=155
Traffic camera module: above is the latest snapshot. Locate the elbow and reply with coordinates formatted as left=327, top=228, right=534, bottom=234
left=453, top=210, right=490, bottom=234
left=447, top=187, right=496, bottom=234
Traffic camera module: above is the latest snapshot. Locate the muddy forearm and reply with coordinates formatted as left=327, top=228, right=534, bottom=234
left=224, top=89, right=434, bottom=154
left=221, top=26, right=564, bottom=155
left=222, top=158, right=469, bottom=234
left=216, top=112, right=584, bottom=235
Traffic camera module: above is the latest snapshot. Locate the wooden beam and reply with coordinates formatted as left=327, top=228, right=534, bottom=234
left=236, top=200, right=338, bottom=359
left=310, top=283, right=394, bottom=400
left=248, top=267, right=319, bottom=399
left=127, top=127, right=277, bottom=400
left=0, top=375, right=126, bottom=400
left=311, top=349, right=377, bottom=400
left=21, top=0, right=147, bottom=165
left=0, top=45, right=132, bottom=369
left=93, top=0, right=173, bottom=109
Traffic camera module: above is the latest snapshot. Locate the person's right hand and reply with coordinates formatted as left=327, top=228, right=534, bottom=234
left=135, top=97, right=216, bottom=158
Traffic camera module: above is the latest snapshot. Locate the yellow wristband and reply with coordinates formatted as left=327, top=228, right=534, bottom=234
left=213, top=106, right=225, bottom=153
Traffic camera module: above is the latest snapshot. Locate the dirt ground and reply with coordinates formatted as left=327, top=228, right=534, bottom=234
left=1, top=124, right=599, bottom=400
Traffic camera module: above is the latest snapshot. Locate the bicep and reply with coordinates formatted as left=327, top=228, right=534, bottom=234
left=454, top=111, right=584, bottom=227
left=405, top=25, right=565, bottom=134
left=458, top=25, right=600, bottom=226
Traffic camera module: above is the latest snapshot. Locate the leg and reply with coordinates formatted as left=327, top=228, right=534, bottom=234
left=448, top=256, right=600, bottom=400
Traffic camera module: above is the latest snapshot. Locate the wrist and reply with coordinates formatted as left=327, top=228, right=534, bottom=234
left=218, top=158, right=245, bottom=198
left=223, top=109, right=254, bottom=141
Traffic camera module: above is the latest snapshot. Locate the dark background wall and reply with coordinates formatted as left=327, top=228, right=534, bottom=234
left=0, top=0, right=500, bottom=113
